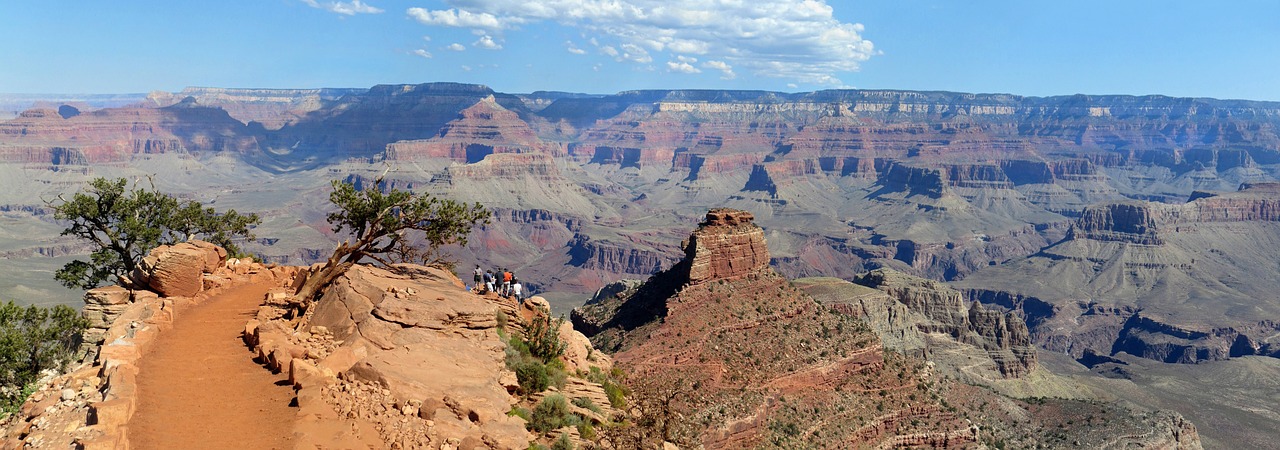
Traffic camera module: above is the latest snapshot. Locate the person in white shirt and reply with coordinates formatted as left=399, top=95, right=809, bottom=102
left=511, top=279, right=523, bottom=302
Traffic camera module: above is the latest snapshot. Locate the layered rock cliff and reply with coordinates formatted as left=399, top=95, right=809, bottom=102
left=848, top=269, right=1037, bottom=378
left=959, top=182, right=1280, bottom=366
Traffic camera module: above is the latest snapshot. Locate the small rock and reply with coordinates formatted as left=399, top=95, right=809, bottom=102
left=61, top=389, right=77, bottom=401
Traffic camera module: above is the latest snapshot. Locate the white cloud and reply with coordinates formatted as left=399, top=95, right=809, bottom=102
left=405, top=0, right=875, bottom=85
left=565, top=41, right=587, bottom=55
left=447, top=43, right=466, bottom=51
left=666, top=60, right=701, bottom=74
left=302, top=0, right=383, bottom=15
left=422, top=35, right=432, bottom=41
left=618, top=43, right=651, bottom=63
left=407, top=7, right=511, bottom=30
left=412, top=49, right=433, bottom=59
left=461, top=65, right=473, bottom=71
left=473, top=35, right=503, bottom=50
left=704, top=60, right=736, bottom=79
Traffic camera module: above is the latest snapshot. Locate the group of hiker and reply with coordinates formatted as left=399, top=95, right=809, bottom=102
left=472, top=265, right=526, bottom=301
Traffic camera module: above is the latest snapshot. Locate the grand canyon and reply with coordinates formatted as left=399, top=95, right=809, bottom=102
left=3, top=83, right=1279, bottom=448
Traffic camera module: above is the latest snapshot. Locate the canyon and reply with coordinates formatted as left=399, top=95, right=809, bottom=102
left=1, top=83, right=1279, bottom=446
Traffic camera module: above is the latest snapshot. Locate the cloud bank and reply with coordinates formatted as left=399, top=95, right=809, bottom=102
left=406, top=0, right=874, bottom=86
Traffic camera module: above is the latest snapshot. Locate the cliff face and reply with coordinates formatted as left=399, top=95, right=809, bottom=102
left=0, top=101, right=257, bottom=164
left=1071, top=182, right=1280, bottom=245
left=386, top=96, right=562, bottom=162
left=852, top=269, right=1037, bottom=378
left=147, top=87, right=364, bottom=129
left=682, top=209, right=771, bottom=283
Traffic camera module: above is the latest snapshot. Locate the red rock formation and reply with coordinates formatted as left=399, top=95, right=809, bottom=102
left=1071, top=183, right=1280, bottom=245
left=0, top=102, right=257, bottom=164
left=683, top=209, right=770, bottom=284
left=131, top=242, right=224, bottom=298
left=385, top=96, right=563, bottom=161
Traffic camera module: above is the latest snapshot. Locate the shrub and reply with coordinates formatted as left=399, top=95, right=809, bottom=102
left=508, top=406, right=532, bottom=421
left=603, top=383, right=627, bottom=409
left=530, top=394, right=571, bottom=433
left=572, top=397, right=602, bottom=414
left=584, top=366, right=629, bottom=409
left=515, top=359, right=550, bottom=395
left=526, top=314, right=567, bottom=362
left=551, top=432, right=574, bottom=450
left=578, top=421, right=597, bottom=441
left=0, top=301, right=88, bottom=417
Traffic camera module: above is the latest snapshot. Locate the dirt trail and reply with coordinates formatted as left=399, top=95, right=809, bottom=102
left=130, top=282, right=296, bottom=449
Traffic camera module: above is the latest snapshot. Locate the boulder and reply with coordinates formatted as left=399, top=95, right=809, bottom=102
left=82, top=286, right=133, bottom=330
left=186, top=239, right=228, bottom=273
left=136, top=243, right=209, bottom=297
left=84, top=286, right=131, bottom=306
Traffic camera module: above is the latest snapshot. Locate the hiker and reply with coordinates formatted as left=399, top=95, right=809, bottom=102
left=502, top=269, right=513, bottom=297
left=472, top=265, right=483, bottom=290
left=511, top=278, right=523, bottom=302
left=484, top=269, right=495, bottom=294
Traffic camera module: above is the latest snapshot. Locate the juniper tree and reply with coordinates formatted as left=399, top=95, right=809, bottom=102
left=293, top=179, right=490, bottom=306
left=50, top=177, right=259, bottom=290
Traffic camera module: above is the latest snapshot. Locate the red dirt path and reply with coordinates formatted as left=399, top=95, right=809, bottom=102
left=129, top=282, right=297, bottom=449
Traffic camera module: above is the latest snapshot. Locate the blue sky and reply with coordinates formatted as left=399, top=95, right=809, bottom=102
left=2, top=1, right=1278, bottom=100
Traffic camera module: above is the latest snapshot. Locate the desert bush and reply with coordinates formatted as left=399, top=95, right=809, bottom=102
left=578, top=420, right=597, bottom=440
left=0, top=301, right=88, bottom=417
left=515, top=359, right=550, bottom=395
left=530, top=394, right=571, bottom=432
left=526, top=314, right=567, bottom=362
left=585, top=366, right=629, bottom=409
left=508, top=406, right=532, bottom=421
left=572, top=396, right=602, bottom=414
left=551, top=432, right=574, bottom=450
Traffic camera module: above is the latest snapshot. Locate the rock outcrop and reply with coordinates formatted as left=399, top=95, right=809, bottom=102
left=244, top=263, right=616, bottom=449
left=385, top=96, right=562, bottom=162
left=853, top=269, right=1037, bottom=378
left=682, top=209, right=770, bottom=283
left=130, top=241, right=228, bottom=297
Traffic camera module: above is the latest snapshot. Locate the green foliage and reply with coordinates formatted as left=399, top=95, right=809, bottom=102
left=325, top=178, right=490, bottom=267
left=0, top=301, right=88, bottom=417
left=530, top=394, right=571, bottom=433
left=505, top=313, right=571, bottom=396
left=572, top=396, right=602, bottom=414
left=51, top=177, right=259, bottom=289
left=526, top=314, right=567, bottom=363
left=514, top=359, right=550, bottom=395
left=586, top=367, right=629, bottom=409
left=551, top=432, right=574, bottom=450
left=577, top=420, right=597, bottom=441
left=509, top=406, right=532, bottom=421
